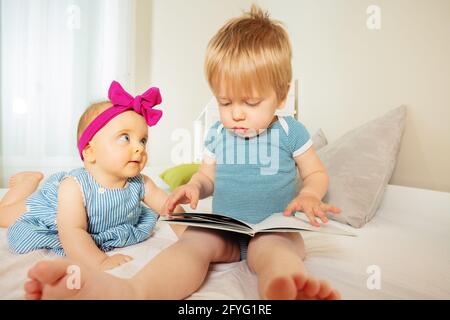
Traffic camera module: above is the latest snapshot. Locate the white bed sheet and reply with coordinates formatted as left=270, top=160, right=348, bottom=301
left=1, top=183, right=449, bottom=300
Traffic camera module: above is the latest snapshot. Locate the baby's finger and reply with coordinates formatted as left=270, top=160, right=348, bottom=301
left=305, top=211, right=321, bottom=227
left=123, top=255, right=133, bottom=262
left=330, top=205, right=342, bottom=214
left=164, top=196, right=176, bottom=213
left=284, top=201, right=300, bottom=216
left=161, top=200, right=171, bottom=214
left=313, top=207, right=328, bottom=224
left=167, top=190, right=185, bottom=212
left=188, top=189, right=200, bottom=210
left=24, top=279, right=42, bottom=295
left=321, top=203, right=342, bottom=215
left=303, top=206, right=320, bottom=227
left=283, top=202, right=294, bottom=216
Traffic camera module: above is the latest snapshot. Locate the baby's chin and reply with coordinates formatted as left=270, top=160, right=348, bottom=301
left=123, top=162, right=146, bottom=176
left=229, top=128, right=267, bottom=139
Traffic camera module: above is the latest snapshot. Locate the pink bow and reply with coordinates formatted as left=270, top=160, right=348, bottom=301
left=108, top=81, right=163, bottom=126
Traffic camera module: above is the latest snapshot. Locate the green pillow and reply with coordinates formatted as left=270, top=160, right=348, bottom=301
left=159, top=163, right=201, bottom=191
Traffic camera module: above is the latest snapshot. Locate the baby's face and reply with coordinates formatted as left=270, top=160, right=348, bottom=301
left=90, top=111, right=149, bottom=178
left=215, top=85, right=286, bottom=138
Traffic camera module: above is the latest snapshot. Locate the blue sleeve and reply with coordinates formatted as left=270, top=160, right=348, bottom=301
left=285, top=117, right=312, bottom=157
left=203, top=121, right=221, bottom=158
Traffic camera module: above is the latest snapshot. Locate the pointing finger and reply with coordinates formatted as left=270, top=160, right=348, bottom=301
left=188, top=189, right=200, bottom=210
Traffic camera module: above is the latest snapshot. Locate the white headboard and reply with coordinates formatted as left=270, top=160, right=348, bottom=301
left=193, top=79, right=299, bottom=161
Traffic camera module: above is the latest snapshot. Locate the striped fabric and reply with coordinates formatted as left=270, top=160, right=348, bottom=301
left=204, top=116, right=312, bottom=260
left=7, top=168, right=158, bottom=255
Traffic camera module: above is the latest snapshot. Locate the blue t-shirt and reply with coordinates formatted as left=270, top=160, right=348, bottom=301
left=204, top=116, right=312, bottom=224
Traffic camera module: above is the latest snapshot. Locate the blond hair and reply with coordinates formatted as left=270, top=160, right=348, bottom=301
left=205, top=4, right=292, bottom=101
left=77, top=101, right=112, bottom=144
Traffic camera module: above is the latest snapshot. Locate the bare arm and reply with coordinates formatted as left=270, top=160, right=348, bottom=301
left=164, top=155, right=216, bottom=213
left=284, top=147, right=341, bottom=226
left=186, top=155, right=216, bottom=200
left=142, top=175, right=186, bottom=237
left=295, top=147, right=329, bottom=200
left=142, top=175, right=184, bottom=214
left=57, top=177, right=108, bottom=268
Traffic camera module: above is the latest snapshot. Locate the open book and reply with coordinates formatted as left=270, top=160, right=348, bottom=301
left=160, top=212, right=356, bottom=237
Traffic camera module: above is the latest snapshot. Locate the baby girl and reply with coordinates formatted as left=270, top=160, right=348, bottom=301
left=0, top=81, right=184, bottom=271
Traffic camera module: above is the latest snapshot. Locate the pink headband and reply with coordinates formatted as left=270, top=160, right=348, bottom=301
left=78, top=81, right=163, bottom=160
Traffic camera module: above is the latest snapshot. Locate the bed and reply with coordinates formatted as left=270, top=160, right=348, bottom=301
left=1, top=87, right=449, bottom=299
left=1, top=168, right=449, bottom=300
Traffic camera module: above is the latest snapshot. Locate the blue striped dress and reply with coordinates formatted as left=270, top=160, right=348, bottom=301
left=7, top=167, right=158, bottom=256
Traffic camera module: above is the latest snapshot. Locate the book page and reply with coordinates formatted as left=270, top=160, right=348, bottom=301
left=161, top=212, right=356, bottom=237
left=163, top=212, right=251, bottom=228
left=166, top=221, right=253, bottom=235
left=160, top=212, right=254, bottom=234
left=253, top=213, right=356, bottom=236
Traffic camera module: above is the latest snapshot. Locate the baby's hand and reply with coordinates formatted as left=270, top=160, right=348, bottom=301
left=163, top=184, right=201, bottom=213
left=99, top=254, right=133, bottom=271
left=283, top=194, right=341, bottom=227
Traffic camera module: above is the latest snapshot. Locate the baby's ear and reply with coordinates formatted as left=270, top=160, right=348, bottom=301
left=277, top=95, right=288, bottom=110
left=277, top=84, right=290, bottom=110
left=82, top=143, right=96, bottom=163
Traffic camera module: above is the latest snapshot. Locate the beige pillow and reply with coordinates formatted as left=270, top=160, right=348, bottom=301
left=315, top=106, right=406, bottom=228
left=311, top=128, right=328, bottom=151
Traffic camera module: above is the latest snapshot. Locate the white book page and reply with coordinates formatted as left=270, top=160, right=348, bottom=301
left=167, top=221, right=254, bottom=235
left=253, top=212, right=356, bottom=236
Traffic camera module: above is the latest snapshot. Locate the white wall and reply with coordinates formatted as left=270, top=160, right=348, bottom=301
left=134, top=0, right=152, bottom=93
left=146, top=0, right=254, bottom=167
left=145, top=0, right=450, bottom=192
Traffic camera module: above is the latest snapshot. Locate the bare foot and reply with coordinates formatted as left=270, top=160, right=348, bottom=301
left=8, top=172, right=43, bottom=189
left=264, top=273, right=341, bottom=300
left=0, top=172, right=44, bottom=210
left=25, top=259, right=141, bottom=300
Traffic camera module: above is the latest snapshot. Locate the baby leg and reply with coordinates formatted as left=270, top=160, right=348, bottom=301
left=1, top=172, right=43, bottom=207
left=0, top=172, right=43, bottom=228
left=25, top=259, right=141, bottom=300
left=169, top=224, right=187, bottom=239
left=26, top=227, right=240, bottom=300
left=130, top=227, right=240, bottom=299
left=247, top=232, right=341, bottom=300
left=0, top=200, right=27, bottom=228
